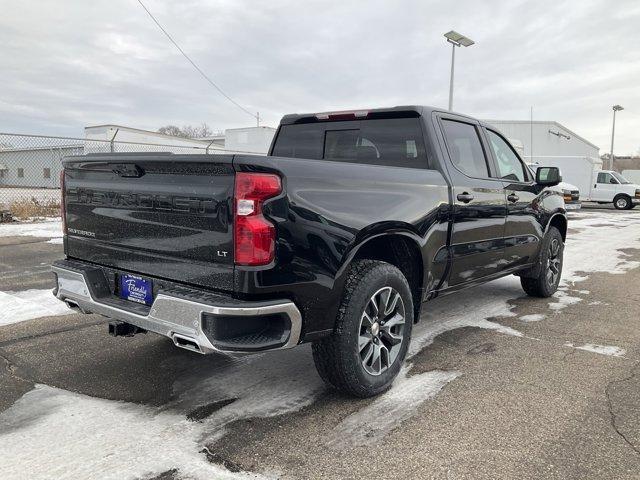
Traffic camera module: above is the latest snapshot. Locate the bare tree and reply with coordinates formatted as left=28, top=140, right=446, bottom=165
left=157, top=123, right=213, bottom=139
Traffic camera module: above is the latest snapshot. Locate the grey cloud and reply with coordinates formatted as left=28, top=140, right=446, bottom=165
left=0, top=0, right=638, bottom=153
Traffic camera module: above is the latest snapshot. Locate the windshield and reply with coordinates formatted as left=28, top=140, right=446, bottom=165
left=611, top=172, right=631, bottom=184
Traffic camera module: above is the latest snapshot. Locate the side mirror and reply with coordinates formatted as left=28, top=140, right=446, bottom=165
left=536, top=166, right=562, bottom=187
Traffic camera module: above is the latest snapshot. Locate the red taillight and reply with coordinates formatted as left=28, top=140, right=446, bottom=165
left=234, top=172, right=281, bottom=266
left=60, top=170, right=67, bottom=234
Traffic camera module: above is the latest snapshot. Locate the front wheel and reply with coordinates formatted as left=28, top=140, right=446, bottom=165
left=520, top=226, right=564, bottom=298
left=614, top=195, right=632, bottom=210
left=312, top=259, right=413, bottom=397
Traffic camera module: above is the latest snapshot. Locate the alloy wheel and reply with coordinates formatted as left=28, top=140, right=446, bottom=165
left=358, top=286, right=406, bottom=376
left=546, top=238, right=562, bottom=287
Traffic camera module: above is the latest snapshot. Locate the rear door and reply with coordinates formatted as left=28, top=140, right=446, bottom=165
left=437, top=115, right=507, bottom=286
left=484, top=127, right=541, bottom=267
left=592, top=172, right=619, bottom=201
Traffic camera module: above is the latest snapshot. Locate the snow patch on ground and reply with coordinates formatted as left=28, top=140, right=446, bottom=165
left=565, top=342, right=626, bottom=357
left=409, top=276, right=522, bottom=358
left=519, top=314, right=546, bottom=322
left=46, top=237, right=63, bottom=244
left=562, top=212, right=640, bottom=284
left=325, top=369, right=460, bottom=449
left=169, top=346, right=326, bottom=444
left=0, top=289, right=71, bottom=326
left=0, top=385, right=263, bottom=480
left=0, top=218, right=62, bottom=239
left=548, top=289, right=582, bottom=311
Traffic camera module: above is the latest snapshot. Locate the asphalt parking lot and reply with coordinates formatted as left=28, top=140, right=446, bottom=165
left=1, top=207, right=639, bottom=480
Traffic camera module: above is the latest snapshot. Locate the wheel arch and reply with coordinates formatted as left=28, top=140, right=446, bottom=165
left=339, top=229, right=425, bottom=323
left=547, top=212, right=567, bottom=242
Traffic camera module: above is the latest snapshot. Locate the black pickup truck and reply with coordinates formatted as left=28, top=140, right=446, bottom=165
left=53, top=106, right=566, bottom=397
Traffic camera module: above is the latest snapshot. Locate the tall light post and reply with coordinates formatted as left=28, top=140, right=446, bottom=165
left=609, top=104, right=624, bottom=170
left=444, top=30, right=474, bottom=111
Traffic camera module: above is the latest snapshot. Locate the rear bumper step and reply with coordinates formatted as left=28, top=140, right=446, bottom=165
left=51, top=260, right=302, bottom=354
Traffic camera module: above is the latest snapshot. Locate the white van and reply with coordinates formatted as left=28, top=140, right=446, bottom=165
left=531, top=156, right=640, bottom=210
left=590, top=170, right=640, bottom=210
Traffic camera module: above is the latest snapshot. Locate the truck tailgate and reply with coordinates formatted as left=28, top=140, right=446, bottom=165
left=63, top=153, right=235, bottom=292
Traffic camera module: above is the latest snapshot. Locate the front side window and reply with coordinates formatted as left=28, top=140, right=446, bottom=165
left=487, top=130, right=528, bottom=182
left=441, top=119, right=489, bottom=178
left=17, top=168, right=24, bottom=178
left=597, top=172, right=617, bottom=184
left=43, top=168, right=51, bottom=179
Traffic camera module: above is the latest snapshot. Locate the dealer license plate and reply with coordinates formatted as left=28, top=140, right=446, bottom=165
left=119, top=274, right=153, bottom=305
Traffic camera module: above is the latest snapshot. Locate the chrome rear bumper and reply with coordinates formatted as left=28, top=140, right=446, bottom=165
left=51, top=261, right=302, bottom=355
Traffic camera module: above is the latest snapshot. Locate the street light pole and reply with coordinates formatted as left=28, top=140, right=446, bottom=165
left=448, top=41, right=456, bottom=111
left=444, top=31, right=474, bottom=112
left=609, top=105, right=624, bottom=170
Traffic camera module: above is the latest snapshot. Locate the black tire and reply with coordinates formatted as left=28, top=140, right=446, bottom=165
left=312, top=259, right=413, bottom=398
left=520, top=226, right=564, bottom=298
left=613, top=195, right=632, bottom=210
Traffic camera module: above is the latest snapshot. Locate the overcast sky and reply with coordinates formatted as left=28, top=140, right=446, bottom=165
left=1, top=0, right=639, bottom=154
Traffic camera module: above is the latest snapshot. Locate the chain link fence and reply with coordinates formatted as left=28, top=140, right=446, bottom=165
left=0, top=132, right=223, bottom=220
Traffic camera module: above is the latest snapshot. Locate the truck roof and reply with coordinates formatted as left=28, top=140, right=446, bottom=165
left=280, top=105, right=480, bottom=125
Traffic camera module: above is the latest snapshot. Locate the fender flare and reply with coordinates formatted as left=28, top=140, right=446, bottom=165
left=545, top=211, right=568, bottom=241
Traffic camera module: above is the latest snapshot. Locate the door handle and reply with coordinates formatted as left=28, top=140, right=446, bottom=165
left=507, top=193, right=519, bottom=203
left=457, top=192, right=474, bottom=203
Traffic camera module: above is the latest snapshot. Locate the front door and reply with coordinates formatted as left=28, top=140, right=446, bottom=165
left=438, top=117, right=507, bottom=286
left=592, top=172, right=619, bottom=201
left=484, top=128, right=542, bottom=268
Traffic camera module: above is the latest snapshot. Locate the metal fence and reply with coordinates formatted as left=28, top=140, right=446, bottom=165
left=0, top=132, right=223, bottom=219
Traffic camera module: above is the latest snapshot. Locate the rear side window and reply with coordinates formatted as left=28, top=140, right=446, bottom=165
left=271, top=124, right=324, bottom=160
left=272, top=118, right=429, bottom=169
left=441, top=120, right=489, bottom=178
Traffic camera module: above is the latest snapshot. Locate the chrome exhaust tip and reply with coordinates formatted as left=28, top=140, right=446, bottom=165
left=172, top=333, right=203, bottom=354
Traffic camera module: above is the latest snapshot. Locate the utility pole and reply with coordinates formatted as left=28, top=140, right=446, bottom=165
left=609, top=105, right=624, bottom=170
left=256, top=112, right=260, bottom=127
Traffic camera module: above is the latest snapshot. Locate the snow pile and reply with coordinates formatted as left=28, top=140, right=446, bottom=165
left=561, top=212, right=640, bottom=284
left=0, top=218, right=62, bottom=239
left=0, top=289, right=70, bottom=326
left=0, top=385, right=263, bottom=480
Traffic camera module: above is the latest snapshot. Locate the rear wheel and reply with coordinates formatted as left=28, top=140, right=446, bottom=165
left=312, top=259, right=413, bottom=397
left=520, top=226, right=564, bottom=298
left=614, top=195, right=632, bottom=210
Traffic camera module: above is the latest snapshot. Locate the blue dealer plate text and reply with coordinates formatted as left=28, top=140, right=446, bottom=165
left=119, top=274, right=153, bottom=305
